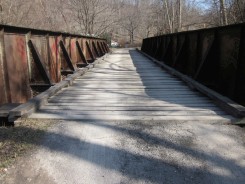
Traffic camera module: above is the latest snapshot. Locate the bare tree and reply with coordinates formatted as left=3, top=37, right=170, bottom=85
left=178, top=0, right=182, bottom=31
left=121, top=2, right=140, bottom=44
left=64, top=0, right=119, bottom=35
left=220, top=0, right=228, bottom=25
left=0, top=0, right=244, bottom=45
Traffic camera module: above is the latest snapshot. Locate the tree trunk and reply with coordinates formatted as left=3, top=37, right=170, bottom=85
left=220, top=0, right=228, bottom=25
left=130, top=31, right=134, bottom=44
left=164, top=0, right=172, bottom=33
left=178, top=0, right=182, bottom=32
left=236, top=0, right=244, bottom=22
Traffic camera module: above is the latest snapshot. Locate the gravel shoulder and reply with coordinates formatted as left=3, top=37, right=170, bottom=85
left=0, top=119, right=58, bottom=182
left=1, top=119, right=245, bottom=184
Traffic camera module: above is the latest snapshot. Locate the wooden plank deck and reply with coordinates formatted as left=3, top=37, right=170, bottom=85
left=29, top=49, right=233, bottom=121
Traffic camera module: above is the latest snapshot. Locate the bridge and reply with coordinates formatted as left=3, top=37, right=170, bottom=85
left=0, top=23, right=245, bottom=123
left=27, top=49, right=233, bottom=122
left=1, top=24, right=245, bottom=183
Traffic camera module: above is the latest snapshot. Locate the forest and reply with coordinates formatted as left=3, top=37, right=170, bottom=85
left=0, top=0, right=245, bottom=45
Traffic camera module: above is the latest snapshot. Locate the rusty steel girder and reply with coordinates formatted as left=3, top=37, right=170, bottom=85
left=0, top=24, right=108, bottom=105
left=141, top=23, right=245, bottom=106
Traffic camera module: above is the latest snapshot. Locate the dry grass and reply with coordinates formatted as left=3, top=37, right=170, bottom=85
left=0, top=119, right=58, bottom=174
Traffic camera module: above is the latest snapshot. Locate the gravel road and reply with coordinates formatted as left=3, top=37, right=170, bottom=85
left=2, top=120, right=245, bottom=184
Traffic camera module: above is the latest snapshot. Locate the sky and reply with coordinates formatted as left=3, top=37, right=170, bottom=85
left=194, top=0, right=212, bottom=10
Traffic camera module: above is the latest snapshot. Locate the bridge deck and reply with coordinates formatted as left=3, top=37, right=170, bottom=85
left=30, top=49, right=232, bottom=121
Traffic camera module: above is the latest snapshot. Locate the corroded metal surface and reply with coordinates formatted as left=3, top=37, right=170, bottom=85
left=0, top=24, right=108, bottom=106
left=49, top=36, right=61, bottom=83
left=141, top=23, right=245, bottom=106
left=4, top=33, right=31, bottom=103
